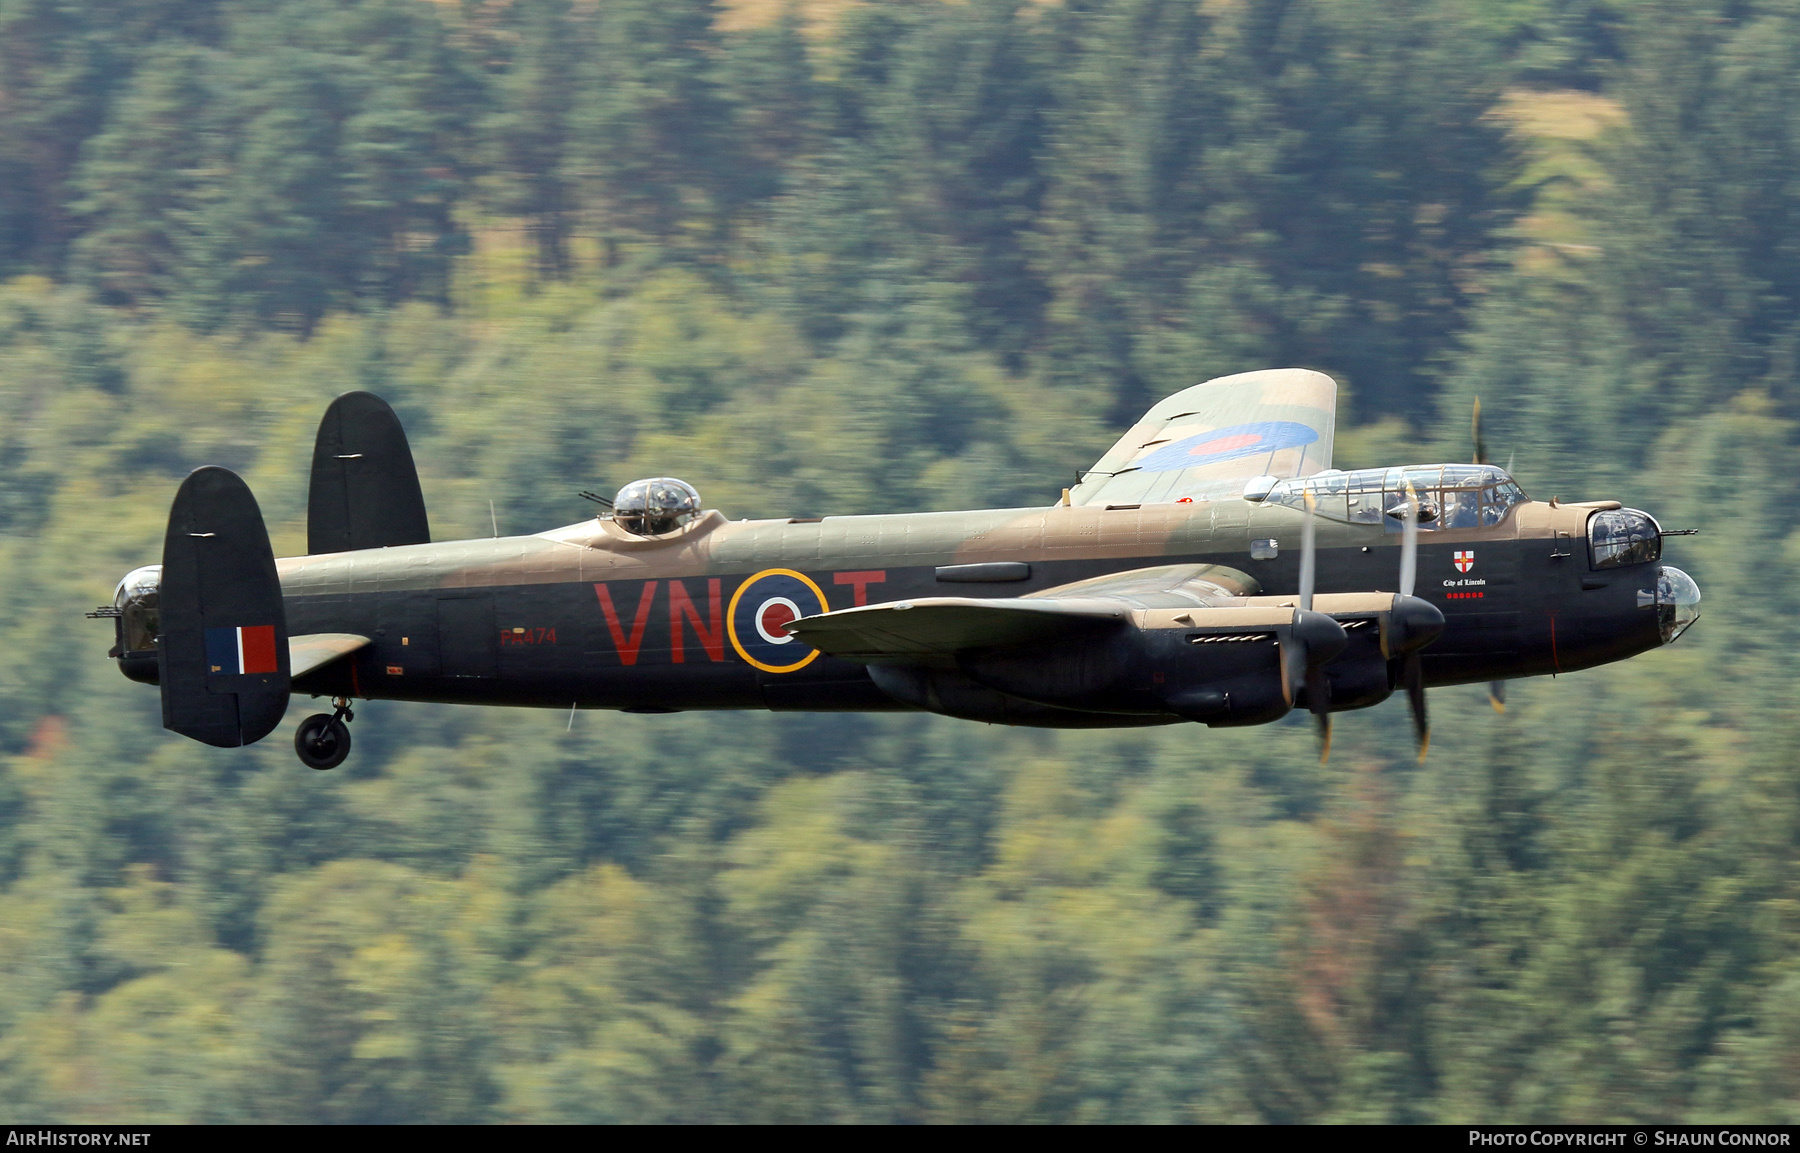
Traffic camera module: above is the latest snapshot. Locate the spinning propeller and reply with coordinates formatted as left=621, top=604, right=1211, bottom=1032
left=1297, top=480, right=1439, bottom=764
left=1299, top=492, right=1334, bottom=762
left=1472, top=398, right=1506, bottom=714
left=1473, top=397, right=1488, bottom=472
left=1396, top=484, right=1431, bottom=761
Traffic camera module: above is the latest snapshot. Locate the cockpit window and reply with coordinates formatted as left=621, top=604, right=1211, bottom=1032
left=1347, top=469, right=1386, bottom=525
left=1589, top=508, right=1661, bottom=569
left=1441, top=488, right=1481, bottom=529
left=1267, top=465, right=1528, bottom=529
left=1484, top=481, right=1527, bottom=525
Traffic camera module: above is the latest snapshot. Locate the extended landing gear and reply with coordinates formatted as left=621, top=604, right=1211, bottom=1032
left=295, top=698, right=354, bottom=770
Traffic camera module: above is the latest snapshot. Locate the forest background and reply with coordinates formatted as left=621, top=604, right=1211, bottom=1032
left=0, top=0, right=1795, bottom=1123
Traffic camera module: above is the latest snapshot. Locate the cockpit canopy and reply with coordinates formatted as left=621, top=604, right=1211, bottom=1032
left=612, top=477, right=702, bottom=537
left=1261, top=465, right=1528, bottom=530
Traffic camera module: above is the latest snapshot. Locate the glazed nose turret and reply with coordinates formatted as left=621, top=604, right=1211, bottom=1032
left=1650, top=566, right=1701, bottom=644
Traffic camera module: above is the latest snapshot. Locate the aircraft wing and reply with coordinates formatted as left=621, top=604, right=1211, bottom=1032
left=785, top=564, right=1263, bottom=664
left=289, top=633, right=371, bottom=679
left=784, top=597, right=1127, bottom=664
left=1068, top=368, right=1337, bottom=507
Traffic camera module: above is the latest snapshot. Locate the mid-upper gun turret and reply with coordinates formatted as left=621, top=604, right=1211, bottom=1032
left=610, top=477, right=703, bottom=537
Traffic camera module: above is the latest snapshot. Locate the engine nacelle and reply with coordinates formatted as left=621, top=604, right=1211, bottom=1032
left=950, top=593, right=1441, bottom=728
left=958, top=605, right=1350, bottom=727
left=1301, top=622, right=1394, bottom=712
left=865, top=664, right=1180, bottom=729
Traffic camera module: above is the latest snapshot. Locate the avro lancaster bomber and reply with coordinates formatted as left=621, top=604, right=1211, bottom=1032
left=93, top=369, right=1700, bottom=768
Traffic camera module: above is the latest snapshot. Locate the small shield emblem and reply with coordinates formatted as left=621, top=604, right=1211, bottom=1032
left=1453, top=550, right=1474, bottom=573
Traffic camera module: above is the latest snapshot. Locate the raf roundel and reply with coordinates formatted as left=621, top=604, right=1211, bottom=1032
left=1134, top=420, right=1320, bottom=473
left=728, top=568, right=830, bottom=673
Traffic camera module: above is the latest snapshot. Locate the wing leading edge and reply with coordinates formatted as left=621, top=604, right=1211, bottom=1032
left=1069, top=368, right=1337, bottom=507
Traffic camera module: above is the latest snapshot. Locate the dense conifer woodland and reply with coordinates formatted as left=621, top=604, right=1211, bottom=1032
left=1, top=0, right=1799, bottom=1122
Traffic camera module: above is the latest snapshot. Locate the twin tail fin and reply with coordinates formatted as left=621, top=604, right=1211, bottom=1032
left=306, top=390, right=430, bottom=554
left=158, top=467, right=291, bottom=748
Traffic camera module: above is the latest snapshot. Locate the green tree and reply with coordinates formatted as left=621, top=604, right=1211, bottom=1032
left=483, top=0, right=583, bottom=281
left=718, top=2, right=820, bottom=213
left=0, top=0, right=120, bottom=274
left=569, top=0, right=733, bottom=255
left=70, top=44, right=215, bottom=307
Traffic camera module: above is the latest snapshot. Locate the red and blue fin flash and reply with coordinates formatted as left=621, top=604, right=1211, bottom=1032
left=205, top=625, right=279, bottom=675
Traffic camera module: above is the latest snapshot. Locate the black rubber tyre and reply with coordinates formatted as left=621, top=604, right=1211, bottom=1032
left=295, top=713, right=351, bottom=770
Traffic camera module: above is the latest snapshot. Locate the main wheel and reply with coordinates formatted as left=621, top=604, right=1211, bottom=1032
left=294, top=713, right=351, bottom=770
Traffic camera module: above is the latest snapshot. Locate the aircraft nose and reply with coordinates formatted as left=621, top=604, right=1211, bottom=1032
left=1644, top=565, right=1701, bottom=644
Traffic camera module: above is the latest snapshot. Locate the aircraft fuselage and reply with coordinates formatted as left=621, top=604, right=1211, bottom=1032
left=271, top=494, right=1670, bottom=723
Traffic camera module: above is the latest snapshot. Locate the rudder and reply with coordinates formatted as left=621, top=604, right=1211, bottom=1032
left=159, top=467, right=291, bottom=747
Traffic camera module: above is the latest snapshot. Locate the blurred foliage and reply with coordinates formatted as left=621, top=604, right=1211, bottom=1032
left=0, top=0, right=1794, bottom=1124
